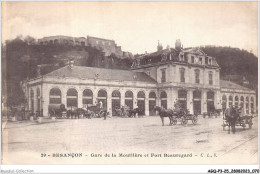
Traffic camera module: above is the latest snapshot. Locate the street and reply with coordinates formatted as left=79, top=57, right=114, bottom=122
left=2, top=115, right=258, bottom=164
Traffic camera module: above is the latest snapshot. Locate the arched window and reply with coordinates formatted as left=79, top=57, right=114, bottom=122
left=180, top=68, right=185, bottom=83
left=251, top=97, right=254, bottom=113
left=160, top=91, right=167, bottom=109
left=178, top=90, right=187, bottom=109
left=36, top=88, right=41, bottom=112
left=98, top=90, right=107, bottom=98
left=246, top=96, right=249, bottom=114
left=240, top=96, right=244, bottom=107
left=222, top=95, right=227, bottom=110
left=207, top=91, right=215, bottom=112
left=228, top=96, right=233, bottom=107
left=149, top=92, right=156, bottom=99
left=209, top=71, right=213, bottom=85
left=149, top=91, right=157, bottom=115
left=125, top=91, right=133, bottom=98
left=137, top=91, right=145, bottom=99
left=235, top=96, right=239, bottom=107
left=30, top=89, right=34, bottom=112
left=97, top=90, right=107, bottom=109
left=112, top=90, right=121, bottom=116
left=112, top=90, right=121, bottom=98
left=67, top=88, right=78, bottom=108
left=125, top=91, right=133, bottom=109
left=137, top=91, right=145, bottom=115
left=49, top=88, right=61, bottom=104
left=195, top=69, right=200, bottom=84
left=83, top=89, right=93, bottom=106
left=193, top=90, right=201, bottom=114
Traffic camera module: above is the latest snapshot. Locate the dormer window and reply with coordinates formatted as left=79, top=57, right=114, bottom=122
left=199, top=57, right=202, bottom=64
left=180, top=54, right=184, bottom=61
left=136, top=59, right=140, bottom=66
left=209, top=59, right=212, bottom=65
left=191, top=56, right=195, bottom=63
left=205, top=57, right=208, bottom=64
left=161, top=54, right=167, bottom=61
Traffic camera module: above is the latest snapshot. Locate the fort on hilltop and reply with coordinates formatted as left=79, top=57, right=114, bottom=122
left=37, top=35, right=133, bottom=59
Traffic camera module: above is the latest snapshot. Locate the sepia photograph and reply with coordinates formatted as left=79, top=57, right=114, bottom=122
left=1, top=1, right=259, bottom=172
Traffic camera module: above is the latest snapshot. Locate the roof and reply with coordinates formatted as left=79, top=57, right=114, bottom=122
left=44, top=66, right=157, bottom=84
left=133, top=47, right=219, bottom=68
left=220, top=80, right=253, bottom=92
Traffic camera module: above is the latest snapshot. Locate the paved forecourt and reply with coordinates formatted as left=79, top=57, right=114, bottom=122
left=2, top=115, right=258, bottom=164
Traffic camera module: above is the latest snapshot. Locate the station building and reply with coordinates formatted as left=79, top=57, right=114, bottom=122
left=25, top=40, right=256, bottom=117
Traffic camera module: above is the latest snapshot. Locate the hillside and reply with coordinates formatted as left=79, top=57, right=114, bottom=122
left=200, top=46, right=258, bottom=89
left=2, top=37, right=133, bottom=106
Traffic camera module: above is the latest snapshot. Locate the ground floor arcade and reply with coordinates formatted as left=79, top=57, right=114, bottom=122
left=27, top=82, right=256, bottom=117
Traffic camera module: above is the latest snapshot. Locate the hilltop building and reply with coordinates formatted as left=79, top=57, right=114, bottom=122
left=37, top=35, right=133, bottom=59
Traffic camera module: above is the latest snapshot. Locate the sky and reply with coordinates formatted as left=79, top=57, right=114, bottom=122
left=2, top=1, right=258, bottom=56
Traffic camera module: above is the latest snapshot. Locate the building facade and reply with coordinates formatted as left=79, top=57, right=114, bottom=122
left=37, top=35, right=133, bottom=58
left=26, top=40, right=256, bottom=117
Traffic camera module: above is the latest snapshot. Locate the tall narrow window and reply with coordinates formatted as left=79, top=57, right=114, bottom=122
left=195, top=69, right=200, bottom=84
left=209, top=72, right=213, bottom=85
left=180, top=68, right=185, bottom=83
left=179, top=54, right=184, bottom=61
left=199, top=57, right=203, bottom=64
left=161, top=69, right=166, bottom=83
left=191, top=56, right=195, bottom=63
left=209, top=59, right=212, bottom=65
left=184, top=54, right=188, bottom=62
left=205, top=57, right=208, bottom=64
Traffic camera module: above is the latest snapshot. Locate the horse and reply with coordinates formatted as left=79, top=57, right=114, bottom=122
left=128, top=108, right=142, bottom=117
left=224, top=107, right=242, bottom=134
left=153, top=106, right=174, bottom=126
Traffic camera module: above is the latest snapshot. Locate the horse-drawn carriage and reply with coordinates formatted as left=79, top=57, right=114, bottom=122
left=223, top=106, right=254, bottom=134
left=48, top=103, right=109, bottom=119
left=172, top=108, right=198, bottom=125
left=48, top=104, right=67, bottom=118
left=223, top=114, right=253, bottom=130
left=154, top=100, right=198, bottom=126
left=85, top=104, right=109, bottom=118
left=114, top=105, right=130, bottom=117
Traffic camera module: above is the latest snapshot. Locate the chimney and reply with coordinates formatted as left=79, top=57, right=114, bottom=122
left=157, top=40, right=163, bottom=51
left=68, top=58, right=74, bottom=69
left=36, top=65, right=41, bottom=77
left=175, top=39, right=181, bottom=50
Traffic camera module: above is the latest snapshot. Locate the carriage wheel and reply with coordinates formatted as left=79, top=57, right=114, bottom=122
left=173, top=119, right=177, bottom=125
left=192, top=116, right=198, bottom=124
left=181, top=117, right=187, bottom=125
left=90, top=111, right=95, bottom=118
